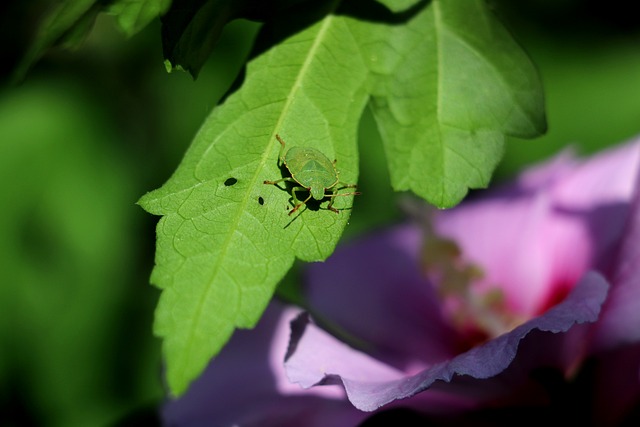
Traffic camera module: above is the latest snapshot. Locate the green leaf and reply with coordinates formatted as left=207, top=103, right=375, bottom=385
left=12, top=0, right=169, bottom=81
left=107, top=0, right=172, bottom=37
left=139, top=1, right=368, bottom=395
left=160, top=0, right=251, bottom=78
left=12, top=0, right=101, bottom=82
left=160, top=0, right=308, bottom=78
left=140, top=0, right=546, bottom=396
left=364, top=0, right=546, bottom=207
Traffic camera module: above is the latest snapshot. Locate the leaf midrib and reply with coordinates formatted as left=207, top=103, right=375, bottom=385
left=173, top=10, right=340, bottom=391
left=434, top=0, right=446, bottom=205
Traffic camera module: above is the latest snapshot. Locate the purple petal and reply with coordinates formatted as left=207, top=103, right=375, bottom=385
left=593, top=144, right=640, bottom=349
left=285, top=272, right=608, bottom=411
left=304, top=226, right=458, bottom=370
left=163, top=302, right=367, bottom=427
left=550, top=140, right=640, bottom=273
left=435, top=182, right=579, bottom=317
left=435, top=141, right=639, bottom=317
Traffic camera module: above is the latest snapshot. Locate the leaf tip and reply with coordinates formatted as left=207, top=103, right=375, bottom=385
left=163, top=59, right=176, bottom=73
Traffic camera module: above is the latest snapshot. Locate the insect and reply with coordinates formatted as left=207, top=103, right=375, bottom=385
left=263, top=134, right=360, bottom=215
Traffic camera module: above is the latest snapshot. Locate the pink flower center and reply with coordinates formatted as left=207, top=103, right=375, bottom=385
left=421, top=235, right=529, bottom=346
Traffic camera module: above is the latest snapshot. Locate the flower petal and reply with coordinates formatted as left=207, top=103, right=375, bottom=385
left=304, top=226, right=457, bottom=369
left=594, top=144, right=640, bottom=349
left=286, top=272, right=608, bottom=411
left=163, top=302, right=367, bottom=427
left=435, top=141, right=639, bottom=317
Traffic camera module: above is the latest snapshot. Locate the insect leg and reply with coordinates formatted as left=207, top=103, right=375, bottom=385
left=264, top=177, right=296, bottom=186
left=289, top=187, right=312, bottom=216
left=336, top=182, right=358, bottom=190
left=275, top=134, right=287, bottom=163
left=326, top=187, right=361, bottom=213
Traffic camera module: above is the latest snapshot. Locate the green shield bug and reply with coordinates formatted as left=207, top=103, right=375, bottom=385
left=263, top=134, right=360, bottom=215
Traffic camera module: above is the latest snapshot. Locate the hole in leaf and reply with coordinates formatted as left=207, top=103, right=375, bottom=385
left=224, top=177, right=238, bottom=186
left=258, top=196, right=264, bottom=205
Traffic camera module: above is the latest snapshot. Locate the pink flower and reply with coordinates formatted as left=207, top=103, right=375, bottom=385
left=162, top=302, right=368, bottom=426
left=164, top=139, right=640, bottom=425
left=286, top=139, right=640, bottom=423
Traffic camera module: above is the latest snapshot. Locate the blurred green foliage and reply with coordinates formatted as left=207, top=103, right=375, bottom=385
left=494, top=0, right=640, bottom=178
left=0, top=79, right=159, bottom=426
left=1, top=0, right=640, bottom=425
left=0, top=13, right=258, bottom=426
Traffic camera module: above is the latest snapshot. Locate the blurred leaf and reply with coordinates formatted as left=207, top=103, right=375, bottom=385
left=107, top=0, right=172, bottom=37
left=12, top=0, right=101, bottom=82
left=161, top=0, right=306, bottom=77
left=0, top=81, right=160, bottom=426
left=12, top=0, right=169, bottom=81
left=498, top=34, right=640, bottom=178
left=161, top=0, right=252, bottom=77
left=140, top=0, right=545, bottom=396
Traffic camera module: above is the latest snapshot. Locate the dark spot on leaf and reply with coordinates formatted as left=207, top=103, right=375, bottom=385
left=224, top=177, right=237, bottom=186
left=258, top=196, right=264, bottom=205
